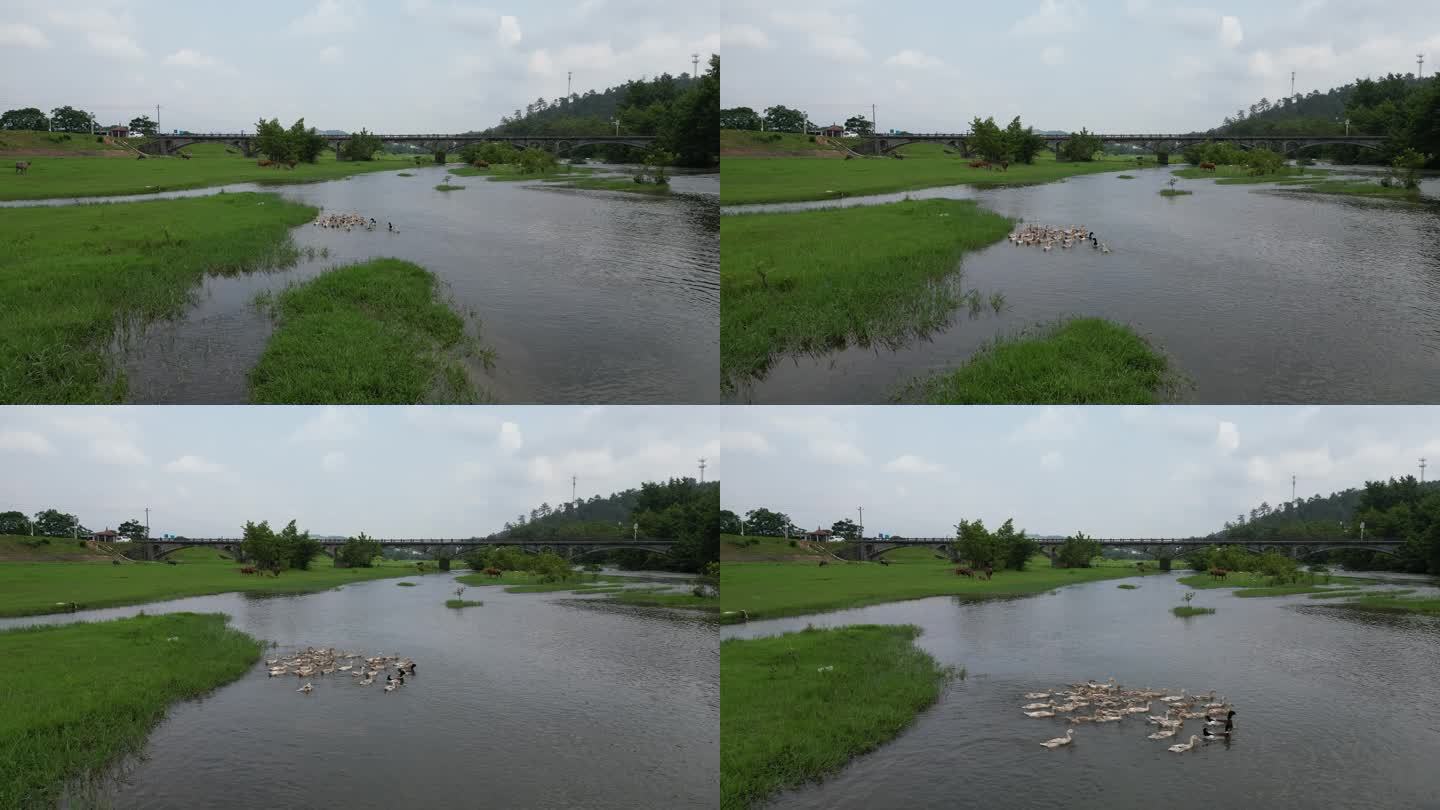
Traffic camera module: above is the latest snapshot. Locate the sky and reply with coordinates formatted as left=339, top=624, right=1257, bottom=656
left=720, top=0, right=1440, bottom=133
left=0, top=406, right=723, bottom=538
left=719, top=406, right=1440, bottom=539
left=0, top=0, right=718, bottom=132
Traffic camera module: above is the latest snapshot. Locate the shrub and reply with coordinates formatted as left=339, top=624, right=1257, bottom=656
left=340, top=128, right=382, bottom=161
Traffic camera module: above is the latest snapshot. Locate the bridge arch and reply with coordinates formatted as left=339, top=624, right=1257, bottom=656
left=865, top=542, right=954, bottom=559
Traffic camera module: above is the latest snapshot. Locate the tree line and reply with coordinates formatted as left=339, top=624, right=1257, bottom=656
left=484, top=55, right=718, bottom=167
left=1, top=106, right=159, bottom=135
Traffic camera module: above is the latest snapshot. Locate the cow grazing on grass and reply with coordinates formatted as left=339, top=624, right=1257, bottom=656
left=818, top=559, right=829, bottom=567
left=240, top=566, right=257, bottom=575
left=980, top=565, right=994, bottom=580
left=483, top=567, right=503, bottom=578
left=955, top=566, right=974, bottom=578
left=1199, top=162, right=1217, bottom=171
left=968, top=160, right=991, bottom=169
left=15, top=161, right=30, bottom=175
left=257, top=159, right=274, bottom=167
left=1209, top=567, right=1228, bottom=580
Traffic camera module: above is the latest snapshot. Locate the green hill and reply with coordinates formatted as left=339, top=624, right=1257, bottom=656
left=0, top=130, right=132, bottom=156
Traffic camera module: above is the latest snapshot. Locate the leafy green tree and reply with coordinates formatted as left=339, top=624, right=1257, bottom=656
left=117, top=519, right=148, bottom=541
left=721, top=106, right=762, bottom=130
left=49, top=106, right=93, bottom=133
left=517, top=146, right=558, bottom=173
left=844, top=114, right=874, bottom=137
left=954, top=518, right=1001, bottom=567
left=830, top=519, right=860, bottom=541
left=762, top=105, right=807, bottom=133
left=287, top=118, right=327, bottom=163
left=253, top=117, right=294, bottom=162
left=241, top=520, right=284, bottom=569
left=1390, top=147, right=1427, bottom=189
left=127, top=115, right=157, bottom=136
left=1056, top=531, right=1101, bottom=567
left=969, top=116, right=1008, bottom=162
left=665, top=54, right=718, bottom=167
left=33, top=509, right=79, bottom=537
left=338, top=532, right=381, bottom=567
left=719, top=509, right=742, bottom=535
left=529, top=551, right=576, bottom=582
left=1, top=107, right=49, bottom=131
left=0, top=511, right=29, bottom=534
left=1003, top=116, right=1046, bottom=164
left=340, top=128, right=383, bottom=161
left=996, top=519, right=1038, bottom=570
left=1243, top=147, right=1285, bottom=175
left=278, top=520, right=321, bottom=569
left=1058, top=128, right=1101, bottom=161
left=743, top=507, right=791, bottom=537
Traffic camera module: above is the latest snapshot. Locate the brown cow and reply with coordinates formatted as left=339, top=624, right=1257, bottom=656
left=1199, top=162, right=1217, bottom=171
left=14, top=161, right=30, bottom=175
left=240, top=566, right=257, bottom=575
left=955, top=566, right=974, bottom=578
left=483, top=567, right=503, bottom=578
left=1209, top=567, right=1228, bottom=580
left=818, top=559, right=829, bottom=567
left=257, top=159, right=274, bottom=167
left=981, top=565, right=994, bottom=580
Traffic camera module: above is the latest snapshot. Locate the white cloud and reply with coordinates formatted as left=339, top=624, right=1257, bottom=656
left=1012, top=407, right=1084, bottom=441
left=87, top=31, right=145, bottom=60
left=0, top=429, right=55, bottom=455
left=528, top=48, right=555, bottom=76
left=321, top=451, right=347, bottom=473
left=1040, top=450, right=1064, bottom=471
left=164, top=455, right=225, bottom=474
left=498, top=422, right=524, bottom=454
left=497, top=15, right=522, bottom=46
left=1012, top=0, right=1085, bottom=36
left=0, top=23, right=52, bottom=49
left=1040, top=45, right=1065, bottom=65
left=885, top=49, right=942, bottom=69
left=810, top=438, right=868, bottom=465
left=1217, top=421, right=1240, bottom=454
left=291, top=407, right=365, bottom=442
left=811, top=33, right=869, bottom=63
left=721, top=23, right=772, bottom=49
left=1219, top=15, right=1243, bottom=48
left=289, top=0, right=359, bottom=35
left=883, top=454, right=943, bottom=474
left=163, top=48, right=217, bottom=68
left=721, top=430, right=773, bottom=455
left=319, top=45, right=344, bottom=64
left=93, top=438, right=149, bottom=466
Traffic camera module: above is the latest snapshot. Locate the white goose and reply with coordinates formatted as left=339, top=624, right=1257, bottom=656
left=1040, top=729, right=1075, bottom=748
left=1148, top=727, right=1178, bottom=740
left=297, top=682, right=314, bottom=693
left=1024, top=692, right=1051, bottom=700
left=1161, top=689, right=1188, bottom=703
left=1024, top=709, right=1057, bottom=718
left=1168, top=734, right=1200, bottom=753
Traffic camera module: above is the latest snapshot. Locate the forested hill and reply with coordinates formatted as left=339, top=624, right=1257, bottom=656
left=1200, top=72, right=1439, bottom=166
left=474, top=56, right=720, bottom=167
left=1215, top=477, right=1440, bottom=540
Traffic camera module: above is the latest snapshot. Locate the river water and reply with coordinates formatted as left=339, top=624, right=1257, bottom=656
left=3, top=571, right=717, bottom=809
left=6, top=164, right=719, bottom=404
left=722, top=572, right=1440, bottom=810
left=724, top=166, right=1440, bottom=404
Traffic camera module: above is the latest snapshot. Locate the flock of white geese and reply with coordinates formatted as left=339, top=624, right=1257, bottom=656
left=312, top=210, right=401, bottom=233
left=267, top=647, right=418, bottom=694
left=1008, top=224, right=1110, bottom=254
left=1026, top=679, right=1236, bottom=753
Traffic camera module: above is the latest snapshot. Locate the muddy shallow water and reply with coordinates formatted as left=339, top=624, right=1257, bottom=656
left=722, top=571, right=1440, bottom=810
left=4, top=570, right=717, bottom=809
left=724, top=166, right=1440, bottom=404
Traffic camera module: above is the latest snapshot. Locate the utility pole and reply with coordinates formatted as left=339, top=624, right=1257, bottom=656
left=698, top=457, right=707, bottom=483
left=858, top=506, right=864, bottom=540
left=1345, top=117, right=1350, bottom=136
left=1290, top=71, right=1295, bottom=97
left=571, top=474, right=577, bottom=504
left=156, top=104, right=161, bottom=134
left=1292, top=474, right=1296, bottom=503
left=145, top=507, right=150, bottom=540
left=567, top=72, right=572, bottom=98
left=1421, top=457, right=1428, bottom=483
left=1418, top=53, right=1426, bottom=79
left=610, top=117, right=619, bottom=135
left=691, top=53, right=699, bottom=77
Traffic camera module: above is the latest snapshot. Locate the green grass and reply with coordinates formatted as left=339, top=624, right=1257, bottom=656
left=397, top=172, right=415, bottom=177
left=0, top=192, right=315, bottom=402
left=608, top=590, right=720, bottom=611
left=721, top=624, right=948, bottom=810
left=550, top=177, right=672, bottom=195
left=721, top=557, right=1145, bottom=620
left=0, top=535, right=116, bottom=562
left=0, top=612, right=261, bottom=808
left=1159, top=189, right=1193, bottom=196
left=1116, top=174, right=1136, bottom=179
left=1118, top=583, right=1139, bottom=589
left=451, top=164, right=595, bottom=182
left=249, top=258, right=484, bottom=403
left=1285, top=180, right=1423, bottom=200
left=445, top=599, right=485, bottom=608
left=502, top=575, right=627, bottom=593
left=1170, top=165, right=1326, bottom=183
left=720, top=198, right=1013, bottom=386
left=905, top=317, right=1176, bottom=404
left=720, top=129, right=861, bottom=157
left=1177, top=571, right=1371, bottom=595
left=434, top=183, right=466, bottom=191
left=1337, top=596, right=1440, bottom=615
left=1172, top=606, right=1216, bottom=616
left=396, top=581, right=417, bottom=586
left=0, top=555, right=416, bottom=618
left=1305, top=589, right=1366, bottom=599
left=721, top=143, right=1138, bottom=205
left=0, top=130, right=132, bottom=155
left=0, top=143, right=410, bottom=201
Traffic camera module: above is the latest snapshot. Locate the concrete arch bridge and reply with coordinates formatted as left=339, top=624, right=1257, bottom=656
left=125, top=536, right=677, bottom=566
left=862, top=132, right=1386, bottom=158
left=140, top=132, right=656, bottom=158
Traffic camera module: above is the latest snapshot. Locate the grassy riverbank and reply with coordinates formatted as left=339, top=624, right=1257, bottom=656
left=451, top=164, right=595, bottom=182
left=609, top=590, right=719, bottom=611
left=550, top=177, right=672, bottom=195
left=0, top=192, right=315, bottom=403
left=722, top=554, right=1145, bottom=621
left=249, top=259, right=486, bottom=403
left=721, top=142, right=1137, bottom=205
left=1172, top=606, right=1216, bottom=616
left=0, top=554, right=417, bottom=618
left=1338, top=595, right=1440, bottom=615
left=720, top=198, right=1012, bottom=387
left=904, top=317, right=1175, bottom=404
left=721, top=624, right=947, bottom=810
left=0, top=612, right=261, bottom=808
left=1159, top=189, right=1193, bottom=197
left=1285, top=180, right=1424, bottom=200
left=1170, top=165, right=1325, bottom=184
left=0, top=141, right=410, bottom=201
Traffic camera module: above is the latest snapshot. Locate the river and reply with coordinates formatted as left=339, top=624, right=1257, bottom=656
left=724, top=166, right=1440, bottom=404
left=3, top=570, right=717, bottom=809
left=5, top=163, right=719, bottom=404
left=722, top=571, right=1440, bottom=810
